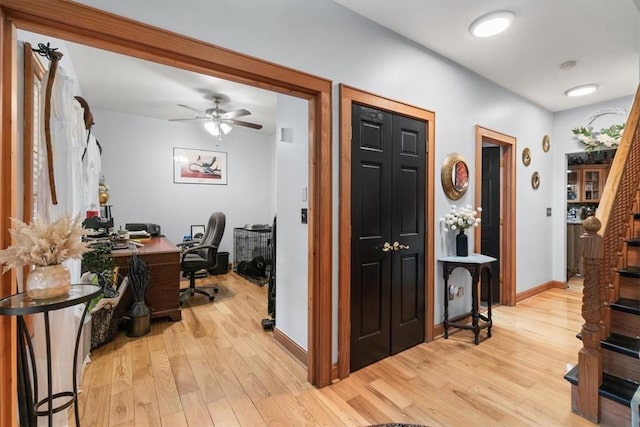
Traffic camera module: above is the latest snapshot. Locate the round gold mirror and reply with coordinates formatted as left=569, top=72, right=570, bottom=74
left=441, top=153, right=469, bottom=200
left=531, top=171, right=540, bottom=189
left=522, top=147, right=531, bottom=166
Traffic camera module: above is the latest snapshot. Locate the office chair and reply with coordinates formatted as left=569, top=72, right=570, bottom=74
left=178, top=212, right=226, bottom=302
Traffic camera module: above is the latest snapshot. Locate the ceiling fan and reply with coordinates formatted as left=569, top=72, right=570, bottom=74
left=169, top=96, right=263, bottom=140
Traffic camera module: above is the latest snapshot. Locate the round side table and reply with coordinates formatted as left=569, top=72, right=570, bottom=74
left=0, top=284, right=101, bottom=427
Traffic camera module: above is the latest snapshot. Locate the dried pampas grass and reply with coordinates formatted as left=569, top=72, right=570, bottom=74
left=0, top=214, right=89, bottom=273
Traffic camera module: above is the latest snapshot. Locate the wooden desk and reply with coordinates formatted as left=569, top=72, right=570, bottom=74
left=439, top=254, right=496, bottom=344
left=112, top=237, right=181, bottom=321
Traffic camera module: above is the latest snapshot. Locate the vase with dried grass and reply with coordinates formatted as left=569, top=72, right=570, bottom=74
left=0, top=215, right=89, bottom=299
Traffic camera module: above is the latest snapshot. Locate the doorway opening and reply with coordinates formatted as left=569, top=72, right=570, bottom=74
left=0, top=1, right=333, bottom=403
left=474, top=126, right=516, bottom=306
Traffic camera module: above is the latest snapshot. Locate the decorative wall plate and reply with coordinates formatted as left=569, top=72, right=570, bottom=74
left=542, top=135, right=550, bottom=152
left=522, top=147, right=531, bottom=166
left=441, top=153, right=469, bottom=200
left=531, top=171, right=540, bottom=189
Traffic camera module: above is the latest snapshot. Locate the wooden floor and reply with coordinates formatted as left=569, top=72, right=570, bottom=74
left=76, top=274, right=593, bottom=426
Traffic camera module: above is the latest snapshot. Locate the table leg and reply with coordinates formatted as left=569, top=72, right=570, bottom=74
left=72, top=303, right=91, bottom=427
left=471, top=270, right=479, bottom=345
left=44, top=312, right=53, bottom=427
left=487, top=267, right=493, bottom=338
left=17, top=316, right=37, bottom=426
left=443, top=267, right=450, bottom=339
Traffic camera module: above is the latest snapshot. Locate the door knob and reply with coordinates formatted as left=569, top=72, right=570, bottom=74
left=393, top=241, right=410, bottom=251
left=381, top=242, right=393, bottom=252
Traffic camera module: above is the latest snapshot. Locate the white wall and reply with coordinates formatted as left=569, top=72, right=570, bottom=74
left=274, top=94, right=309, bottom=349
left=75, top=0, right=635, bottom=356
left=93, top=108, right=276, bottom=255
left=550, top=95, right=634, bottom=281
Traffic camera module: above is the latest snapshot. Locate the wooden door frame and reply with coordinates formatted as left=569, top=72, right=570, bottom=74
left=0, top=3, right=333, bottom=416
left=338, top=85, right=435, bottom=379
left=474, top=125, right=516, bottom=306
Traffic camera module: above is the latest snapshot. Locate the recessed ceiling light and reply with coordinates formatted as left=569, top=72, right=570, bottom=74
left=469, top=11, right=516, bottom=38
left=565, top=84, right=599, bottom=97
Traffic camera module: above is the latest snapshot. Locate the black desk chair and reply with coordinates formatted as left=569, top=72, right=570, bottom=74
left=178, top=212, right=225, bottom=302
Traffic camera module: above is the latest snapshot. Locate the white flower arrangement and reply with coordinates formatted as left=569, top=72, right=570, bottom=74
left=572, top=123, right=624, bottom=152
left=442, top=205, right=482, bottom=232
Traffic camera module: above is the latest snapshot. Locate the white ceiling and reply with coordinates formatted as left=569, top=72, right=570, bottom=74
left=64, top=42, right=277, bottom=135
left=335, top=0, right=639, bottom=112
left=26, top=1, right=640, bottom=134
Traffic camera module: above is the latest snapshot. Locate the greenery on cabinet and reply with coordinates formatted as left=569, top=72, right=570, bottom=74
left=82, top=244, right=119, bottom=303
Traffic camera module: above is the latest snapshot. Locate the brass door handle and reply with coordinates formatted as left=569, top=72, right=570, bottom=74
left=381, top=242, right=393, bottom=252
left=393, top=241, right=410, bottom=251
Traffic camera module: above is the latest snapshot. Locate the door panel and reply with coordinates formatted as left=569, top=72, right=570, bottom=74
left=391, top=115, right=425, bottom=354
left=351, top=104, right=392, bottom=371
left=351, top=105, right=425, bottom=371
left=481, top=146, right=500, bottom=302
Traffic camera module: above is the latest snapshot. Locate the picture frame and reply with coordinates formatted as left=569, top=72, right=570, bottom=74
left=173, top=147, right=227, bottom=185
left=441, top=152, right=469, bottom=200
left=190, top=224, right=205, bottom=240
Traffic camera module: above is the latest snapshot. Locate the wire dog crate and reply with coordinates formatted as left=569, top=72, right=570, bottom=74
left=233, top=226, right=272, bottom=284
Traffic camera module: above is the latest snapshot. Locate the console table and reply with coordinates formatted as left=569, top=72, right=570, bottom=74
left=112, top=237, right=181, bottom=321
left=438, top=254, right=496, bottom=344
left=0, top=284, right=101, bottom=427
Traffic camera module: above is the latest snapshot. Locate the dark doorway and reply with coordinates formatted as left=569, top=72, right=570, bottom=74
left=350, top=103, right=426, bottom=372
left=481, top=146, right=501, bottom=303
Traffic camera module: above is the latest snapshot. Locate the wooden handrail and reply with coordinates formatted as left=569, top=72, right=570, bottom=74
left=576, top=85, right=640, bottom=422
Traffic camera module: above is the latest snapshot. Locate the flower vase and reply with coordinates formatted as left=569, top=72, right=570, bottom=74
left=26, top=264, right=71, bottom=299
left=456, top=230, right=468, bottom=257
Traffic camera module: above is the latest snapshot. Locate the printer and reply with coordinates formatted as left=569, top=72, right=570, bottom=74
left=125, top=223, right=162, bottom=237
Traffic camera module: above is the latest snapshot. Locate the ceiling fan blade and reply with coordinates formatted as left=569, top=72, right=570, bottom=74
left=222, top=108, right=251, bottom=119
left=177, top=103, right=209, bottom=116
left=228, top=118, right=263, bottom=130
left=169, top=117, right=209, bottom=122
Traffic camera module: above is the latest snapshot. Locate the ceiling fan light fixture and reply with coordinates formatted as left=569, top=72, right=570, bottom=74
left=469, top=11, right=515, bottom=38
left=220, top=122, right=232, bottom=134
left=565, top=84, right=599, bottom=97
left=204, top=121, right=220, bottom=136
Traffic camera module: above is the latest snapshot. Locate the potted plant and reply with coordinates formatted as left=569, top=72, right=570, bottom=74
left=0, top=215, right=88, bottom=299
left=82, top=244, right=119, bottom=299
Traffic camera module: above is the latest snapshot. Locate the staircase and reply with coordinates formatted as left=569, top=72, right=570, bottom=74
left=564, top=87, right=640, bottom=426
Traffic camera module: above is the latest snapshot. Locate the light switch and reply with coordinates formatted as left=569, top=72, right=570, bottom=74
left=301, top=208, right=308, bottom=224
left=546, top=207, right=552, bottom=217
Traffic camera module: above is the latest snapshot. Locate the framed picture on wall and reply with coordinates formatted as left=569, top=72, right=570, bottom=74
left=190, top=224, right=205, bottom=240
left=173, top=147, right=227, bottom=185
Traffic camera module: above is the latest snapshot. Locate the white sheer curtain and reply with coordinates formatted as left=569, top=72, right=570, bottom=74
left=34, top=65, right=92, bottom=427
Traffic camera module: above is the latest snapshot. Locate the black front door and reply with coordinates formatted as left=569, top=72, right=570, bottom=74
left=481, top=146, right=500, bottom=303
left=350, top=104, right=426, bottom=372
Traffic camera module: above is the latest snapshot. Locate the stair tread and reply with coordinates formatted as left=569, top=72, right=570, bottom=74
left=602, top=333, right=640, bottom=358
left=611, top=298, right=640, bottom=315
left=619, top=266, right=640, bottom=278
left=564, top=365, right=640, bottom=407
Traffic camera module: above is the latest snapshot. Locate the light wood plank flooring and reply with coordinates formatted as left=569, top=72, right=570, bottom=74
left=76, top=273, right=592, bottom=426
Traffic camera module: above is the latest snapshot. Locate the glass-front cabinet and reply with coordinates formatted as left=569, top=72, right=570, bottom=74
left=567, top=169, right=579, bottom=202
left=566, top=165, right=609, bottom=203
left=581, top=165, right=608, bottom=203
